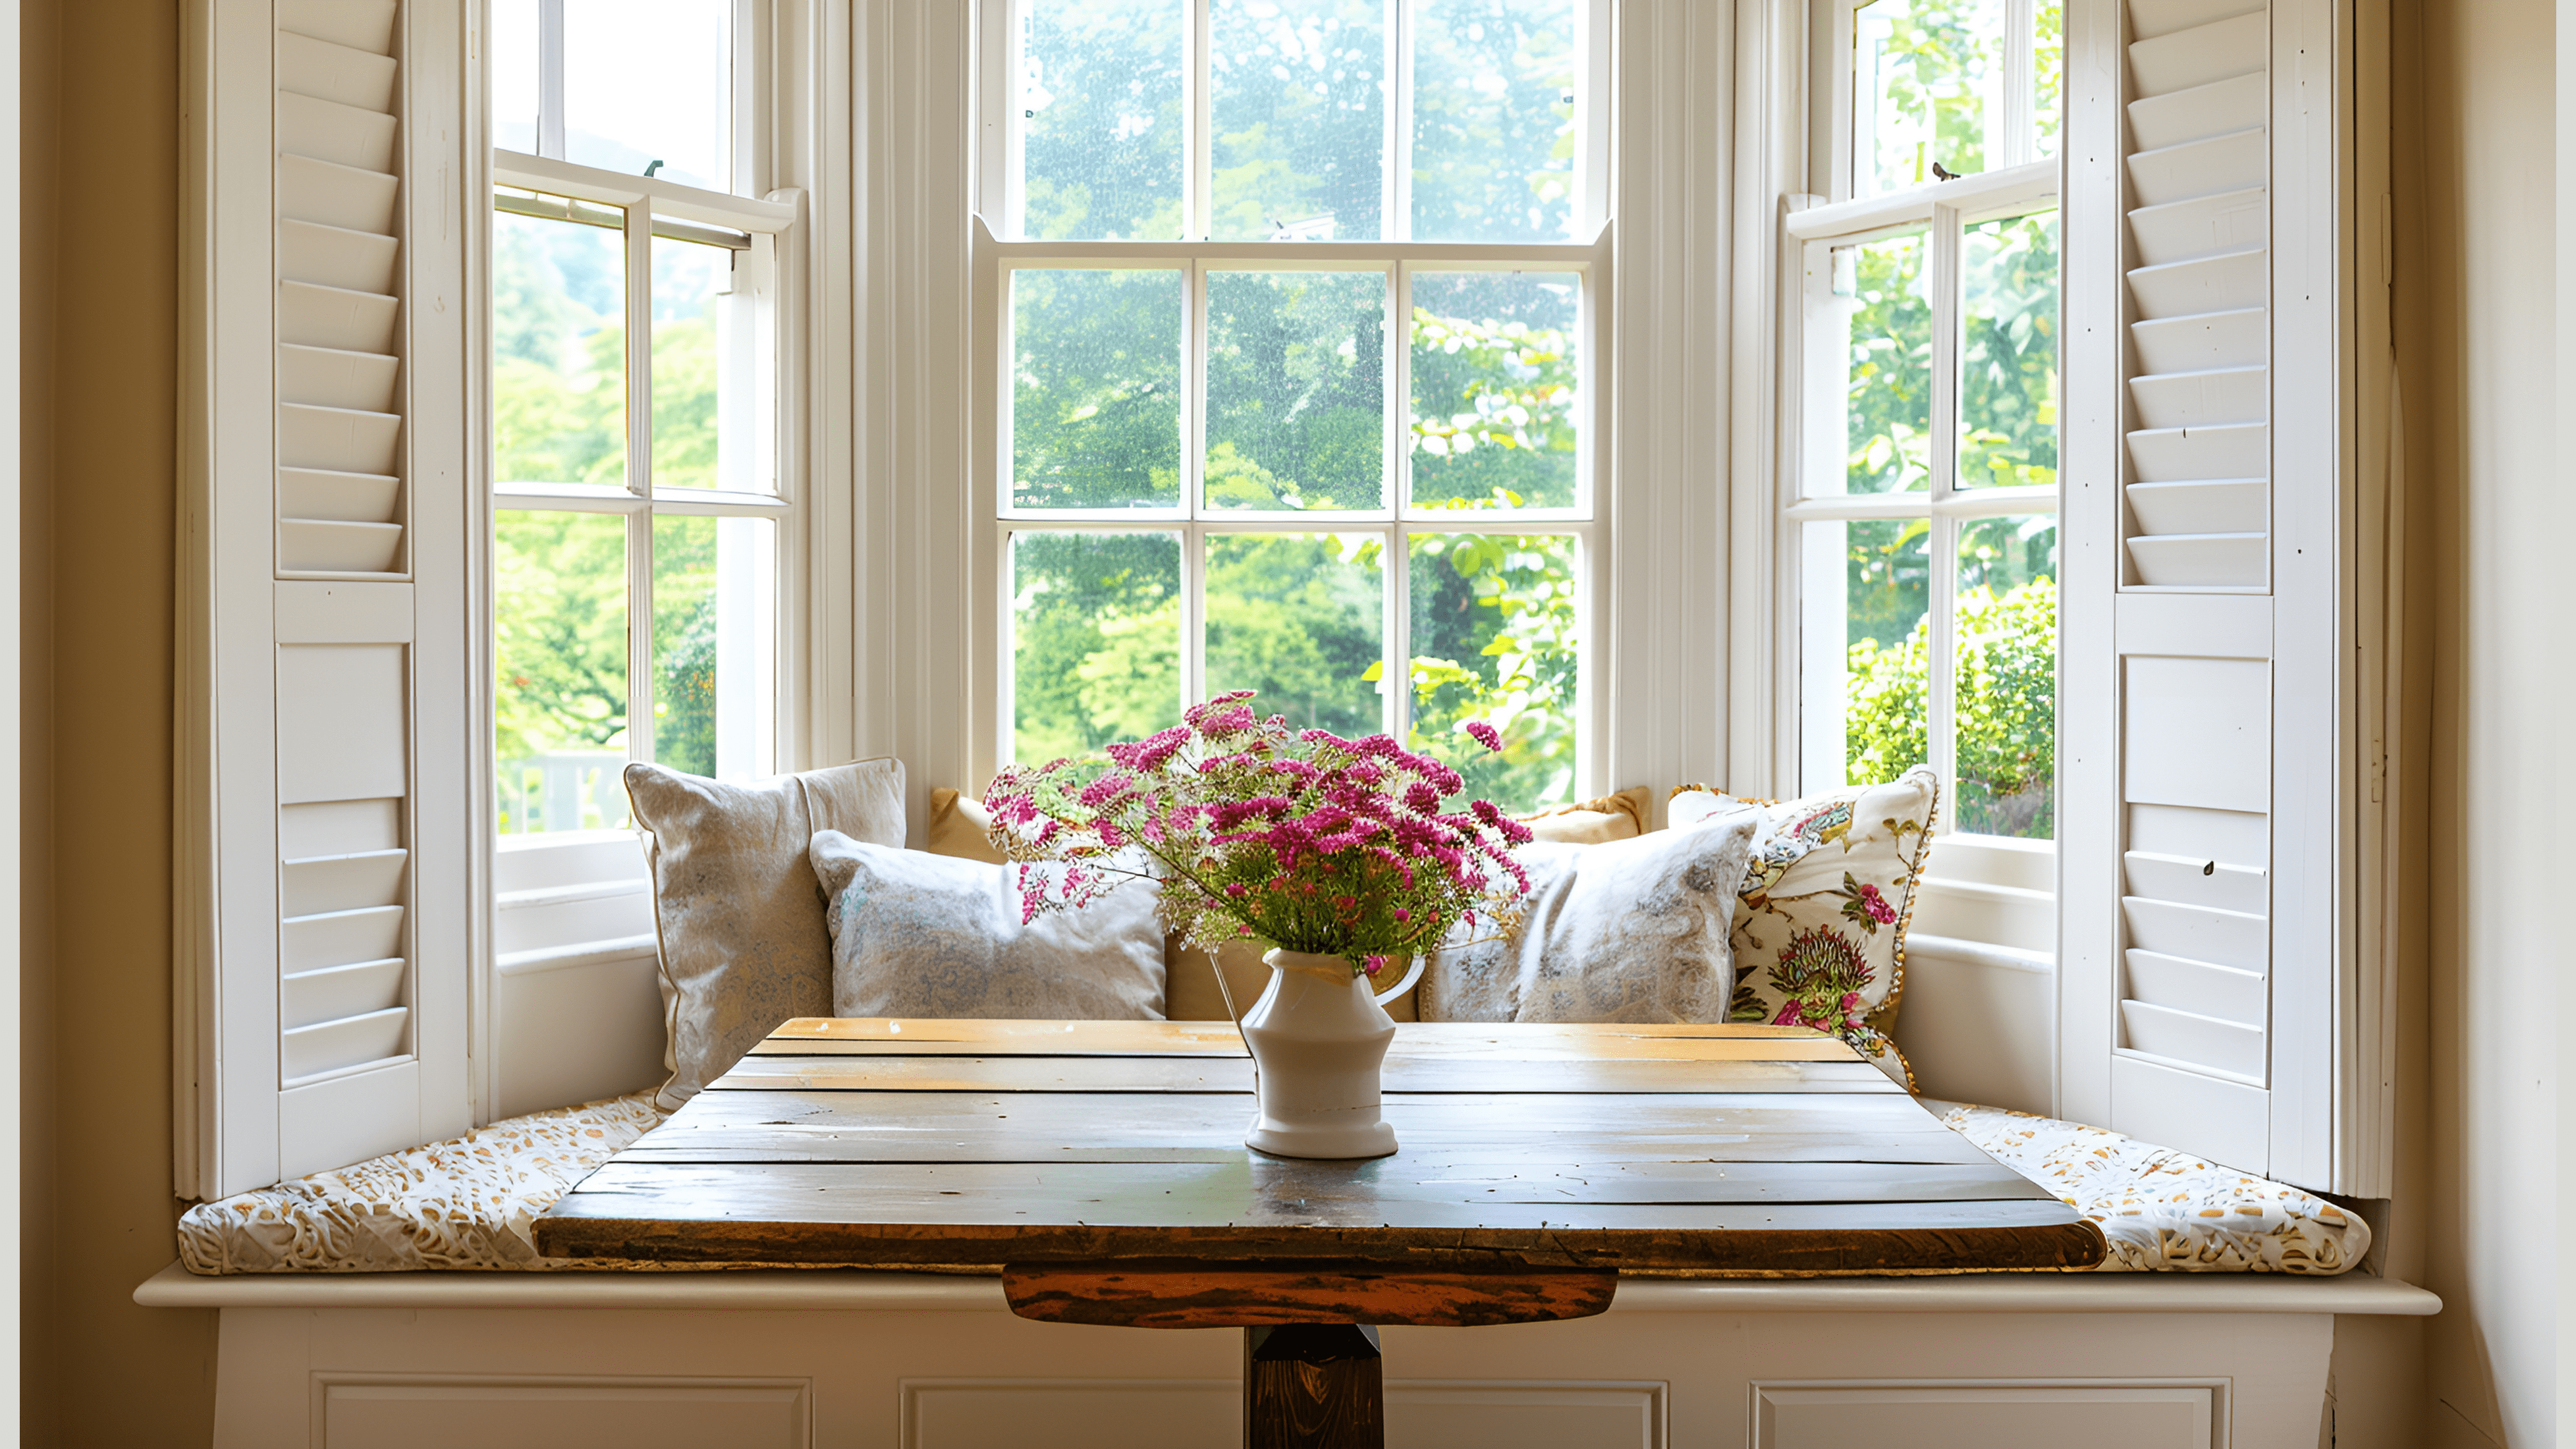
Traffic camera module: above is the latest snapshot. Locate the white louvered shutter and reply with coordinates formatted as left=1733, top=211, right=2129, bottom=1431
left=2060, top=0, right=2392, bottom=1193
left=179, top=0, right=471, bottom=1198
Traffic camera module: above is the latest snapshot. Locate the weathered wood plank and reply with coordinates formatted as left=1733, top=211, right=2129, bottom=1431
left=751, top=1019, right=1855, bottom=1063
left=616, top=1091, right=1994, bottom=1166
left=709, top=1054, right=1900, bottom=1095
left=1002, top=1261, right=1618, bottom=1329
left=765, top=1018, right=1832, bottom=1047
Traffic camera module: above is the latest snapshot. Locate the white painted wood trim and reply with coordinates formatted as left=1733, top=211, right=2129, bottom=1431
left=130, top=1261, right=2442, bottom=1315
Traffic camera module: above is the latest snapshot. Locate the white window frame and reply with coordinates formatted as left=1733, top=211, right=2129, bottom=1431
left=969, top=0, right=1614, bottom=797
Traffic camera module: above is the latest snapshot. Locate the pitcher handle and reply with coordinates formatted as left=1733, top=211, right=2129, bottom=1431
left=1373, top=954, right=1428, bottom=1007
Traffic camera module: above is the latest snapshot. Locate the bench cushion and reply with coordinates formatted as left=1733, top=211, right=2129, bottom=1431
left=177, top=1093, right=667, bottom=1272
left=1944, top=1104, right=2372, bottom=1273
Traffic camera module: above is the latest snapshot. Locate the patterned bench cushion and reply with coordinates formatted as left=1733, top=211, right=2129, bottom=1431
left=1943, top=1103, right=2371, bottom=1273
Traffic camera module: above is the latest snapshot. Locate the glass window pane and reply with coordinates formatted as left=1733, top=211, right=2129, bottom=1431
left=493, top=199, right=626, bottom=488
left=1407, top=0, right=1579, bottom=241
left=651, top=514, right=777, bottom=779
left=1020, top=0, right=1188, bottom=240
left=1010, top=532, right=1184, bottom=762
left=1836, top=230, right=1931, bottom=495
left=1956, top=514, right=2056, bottom=838
left=1012, top=269, right=1185, bottom=511
left=493, top=0, right=539, bottom=154
left=1405, top=532, right=1578, bottom=811
left=1205, top=269, right=1388, bottom=512
left=1802, top=518, right=1930, bottom=793
left=1959, top=208, right=2059, bottom=489
left=652, top=232, right=768, bottom=491
left=1851, top=0, right=2004, bottom=196
left=1204, top=532, right=1386, bottom=736
left=1211, top=0, right=1386, bottom=242
left=2033, top=1, right=2064, bottom=160
left=564, top=0, right=732, bottom=190
left=1407, top=270, right=1579, bottom=510
left=495, top=510, right=630, bottom=832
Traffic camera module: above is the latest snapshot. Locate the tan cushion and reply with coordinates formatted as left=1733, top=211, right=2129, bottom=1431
left=626, top=757, right=906, bottom=1108
left=1518, top=785, right=1654, bottom=843
left=1167, top=940, right=1421, bottom=1024
left=927, top=786, right=1007, bottom=863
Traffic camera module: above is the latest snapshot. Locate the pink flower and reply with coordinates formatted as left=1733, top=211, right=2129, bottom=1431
left=1858, top=883, right=1897, bottom=925
left=1392, top=908, right=1410, bottom=923
left=1466, top=721, right=1502, bottom=752
left=1363, top=954, right=1388, bottom=977
left=1224, top=882, right=1247, bottom=897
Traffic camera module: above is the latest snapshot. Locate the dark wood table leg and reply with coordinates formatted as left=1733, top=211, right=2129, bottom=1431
left=1243, top=1323, right=1383, bottom=1448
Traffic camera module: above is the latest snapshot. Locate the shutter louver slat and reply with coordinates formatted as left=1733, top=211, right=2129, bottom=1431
left=280, top=220, right=399, bottom=295
left=279, top=344, right=400, bottom=413
left=275, top=32, right=397, bottom=112
left=277, top=91, right=398, bottom=172
left=279, top=467, right=400, bottom=523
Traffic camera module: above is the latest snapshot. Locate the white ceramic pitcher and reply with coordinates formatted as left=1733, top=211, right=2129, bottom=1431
left=1237, top=948, right=1427, bottom=1160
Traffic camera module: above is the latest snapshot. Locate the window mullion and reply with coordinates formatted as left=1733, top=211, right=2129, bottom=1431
left=1929, top=203, right=1962, bottom=800
left=2002, top=0, right=2036, bottom=168
left=537, top=0, right=566, bottom=159
left=1388, top=524, right=1410, bottom=742
left=1181, top=525, right=1205, bottom=724
left=1390, top=262, right=1410, bottom=518
left=624, top=206, right=656, bottom=766
left=628, top=510, right=657, bottom=769
left=1188, top=0, right=1212, bottom=242
left=1387, top=0, right=1408, bottom=242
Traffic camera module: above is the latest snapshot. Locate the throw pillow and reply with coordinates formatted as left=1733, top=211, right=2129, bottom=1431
left=1418, top=807, right=1763, bottom=1024
left=626, top=757, right=907, bottom=1109
left=927, top=786, right=1007, bottom=863
left=1517, top=785, right=1653, bottom=844
left=809, top=831, right=1167, bottom=1020
left=1668, top=767, right=1939, bottom=1088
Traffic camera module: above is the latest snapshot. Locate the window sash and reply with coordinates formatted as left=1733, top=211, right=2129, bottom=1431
left=1828, top=0, right=2054, bottom=205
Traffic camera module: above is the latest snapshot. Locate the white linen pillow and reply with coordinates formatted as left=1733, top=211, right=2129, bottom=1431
left=809, top=831, right=1168, bottom=1020
left=1419, top=807, right=1763, bottom=1024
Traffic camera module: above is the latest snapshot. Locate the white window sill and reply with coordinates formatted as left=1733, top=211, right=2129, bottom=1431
left=133, top=1261, right=2438, bottom=1317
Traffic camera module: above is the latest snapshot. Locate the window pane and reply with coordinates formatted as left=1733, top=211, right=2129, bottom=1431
left=1205, top=270, right=1387, bottom=512
left=493, top=200, right=626, bottom=488
left=495, top=510, right=630, bottom=832
left=1956, top=514, right=2056, bottom=838
left=1408, top=271, right=1579, bottom=510
left=1406, top=532, right=1577, bottom=811
left=652, top=514, right=777, bottom=780
left=564, top=0, right=732, bottom=190
left=1012, top=269, right=1185, bottom=511
left=1959, top=209, right=2058, bottom=489
left=1020, top=0, right=1188, bottom=240
left=1212, top=0, right=1386, bottom=242
left=1837, top=230, right=1931, bottom=494
left=493, top=0, right=539, bottom=154
left=1010, top=532, right=1184, bottom=762
left=652, top=233, right=768, bottom=491
left=1205, top=532, right=1386, bottom=736
left=1804, top=518, right=1929, bottom=793
left=1851, top=0, right=2004, bottom=196
left=2034, top=1, right=2064, bottom=160
left=1408, top=0, right=1579, bottom=241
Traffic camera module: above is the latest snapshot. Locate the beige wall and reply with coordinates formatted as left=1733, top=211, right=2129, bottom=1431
left=2398, top=0, right=2564, bottom=1445
left=20, top=0, right=220, bottom=1442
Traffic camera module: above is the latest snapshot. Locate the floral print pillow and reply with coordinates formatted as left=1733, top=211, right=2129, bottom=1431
left=1670, top=767, right=1939, bottom=1088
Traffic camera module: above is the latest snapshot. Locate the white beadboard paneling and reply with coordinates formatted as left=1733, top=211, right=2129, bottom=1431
left=2124, top=422, right=2268, bottom=480
left=2122, top=895, right=2268, bottom=970
left=2124, top=248, right=2267, bottom=318
left=282, top=956, right=406, bottom=1031
left=2111, top=1051, right=2268, bottom=1169
left=277, top=90, right=397, bottom=172
left=275, top=642, right=408, bottom=803
left=279, top=402, right=400, bottom=475
left=2126, top=70, right=2269, bottom=151
left=2121, top=998, right=2265, bottom=1079
left=2125, top=947, right=2265, bottom=1025
left=281, top=518, right=405, bottom=574
left=2130, top=307, right=2268, bottom=373
left=280, top=847, right=406, bottom=917
left=2127, top=366, right=2266, bottom=429
left=277, top=153, right=398, bottom=234
left=2127, top=186, right=2268, bottom=266
left=2125, top=532, right=2267, bottom=586
left=280, top=904, right=405, bottom=972
left=278, top=0, right=397, bottom=53
left=276, top=30, right=397, bottom=111
left=2125, top=128, right=2268, bottom=206
left=280, top=219, right=400, bottom=295
left=278, top=279, right=399, bottom=353
left=279, top=467, right=401, bottom=524
left=2126, top=11, right=2267, bottom=96
left=2122, top=655, right=2270, bottom=811
left=2124, top=848, right=2267, bottom=909
left=279, top=344, right=400, bottom=413
left=2125, top=478, right=2266, bottom=535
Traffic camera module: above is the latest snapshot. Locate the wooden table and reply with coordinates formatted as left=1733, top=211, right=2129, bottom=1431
left=535, top=1019, right=2101, bottom=1446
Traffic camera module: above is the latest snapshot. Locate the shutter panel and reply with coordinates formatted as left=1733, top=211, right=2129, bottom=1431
left=2062, top=0, right=2388, bottom=1193
left=178, top=0, right=470, bottom=1198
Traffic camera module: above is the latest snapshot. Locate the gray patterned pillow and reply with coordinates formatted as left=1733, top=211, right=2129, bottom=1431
left=810, top=832, right=1167, bottom=1020
left=1421, top=808, right=1763, bottom=1023
left=626, top=758, right=906, bottom=1108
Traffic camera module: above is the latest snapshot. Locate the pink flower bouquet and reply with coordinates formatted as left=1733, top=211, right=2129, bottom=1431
left=981, top=692, right=1535, bottom=979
